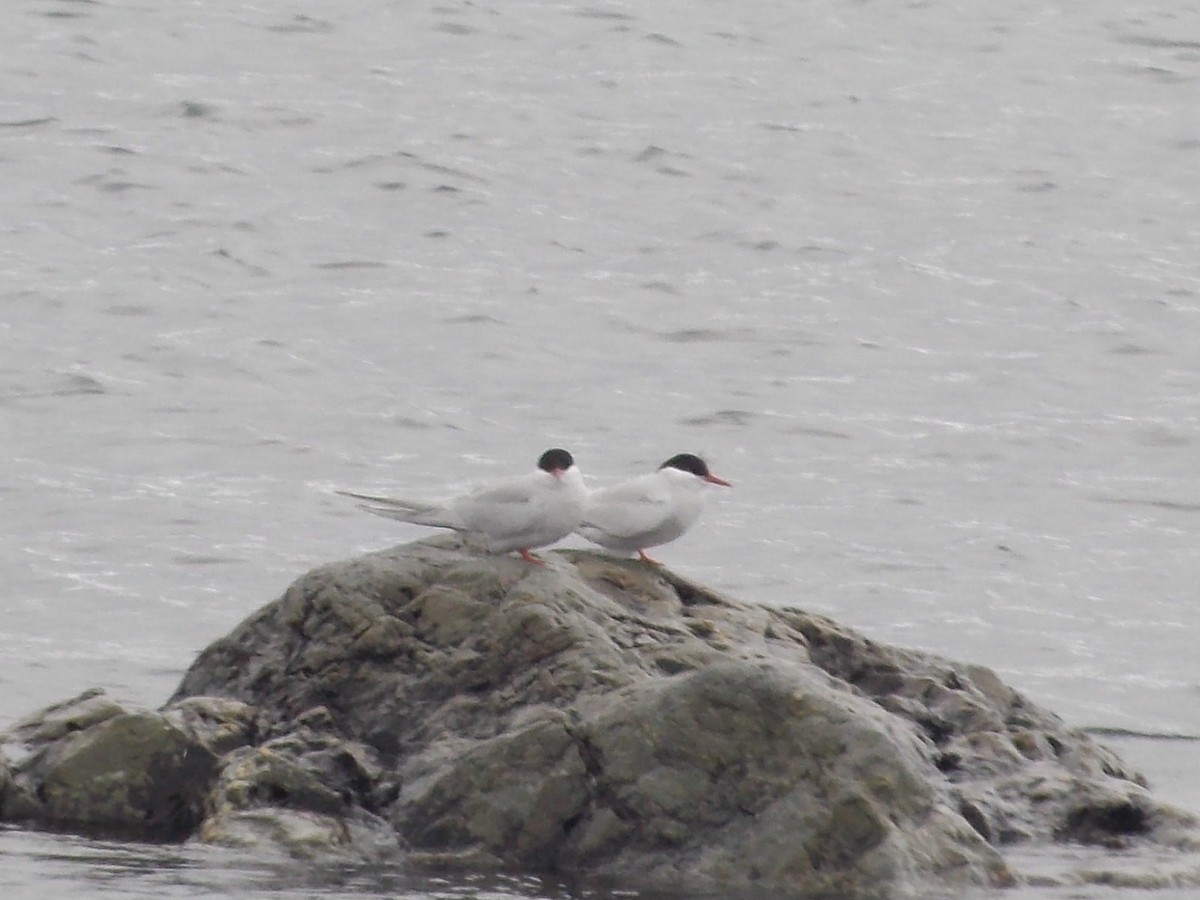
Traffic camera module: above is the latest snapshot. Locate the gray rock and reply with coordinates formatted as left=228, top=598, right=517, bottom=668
left=0, top=690, right=217, bottom=839
left=163, top=537, right=1195, bottom=894
left=785, top=611, right=1196, bottom=851
left=3, top=687, right=125, bottom=751
left=2, top=536, right=1194, bottom=897
left=162, top=695, right=259, bottom=757
left=199, top=723, right=401, bottom=861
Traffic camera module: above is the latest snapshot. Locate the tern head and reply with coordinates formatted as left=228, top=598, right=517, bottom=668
left=659, top=453, right=732, bottom=487
left=538, top=448, right=576, bottom=478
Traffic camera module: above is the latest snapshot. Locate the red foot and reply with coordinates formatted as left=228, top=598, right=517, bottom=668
left=519, top=549, right=547, bottom=566
left=637, top=550, right=662, bottom=565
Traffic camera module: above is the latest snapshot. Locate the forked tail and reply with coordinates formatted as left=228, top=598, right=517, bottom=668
left=334, top=490, right=454, bottom=528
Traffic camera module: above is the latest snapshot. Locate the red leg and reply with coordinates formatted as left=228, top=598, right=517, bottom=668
left=637, top=550, right=662, bottom=565
left=520, top=548, right=547, bottom=566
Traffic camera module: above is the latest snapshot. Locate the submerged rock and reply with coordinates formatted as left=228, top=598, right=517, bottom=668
left=0, top=536, right=1194, bottom=897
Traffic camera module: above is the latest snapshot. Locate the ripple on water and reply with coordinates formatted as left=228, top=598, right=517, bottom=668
left=264, top=14, right=335, bottom=35
left=177, top=100, right=218, bottom=120
left=656, top=327, right=757, bottom=343
left=170, top=554, right=241, bottom=566
left=0, top=117, right=57, bottom=128
left=443, top=314, right=505, bottom=325
left=1089, top=496, right=1200, bottom=513
left=4, top=373, right=107, bottom=402
left=679, top=409, right=757, bottom=427
left=102, top=304, right=153, bottom=317
left=785, top=424, right=853, bottom=440
left=0, top=826, right=615, bottom=898
left=312, top=260, right=388, bottom=270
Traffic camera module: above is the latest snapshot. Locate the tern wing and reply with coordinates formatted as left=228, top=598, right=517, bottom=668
left=579, top=477, right=673, bottom=541
left=452, top=477, right=545, bottom=537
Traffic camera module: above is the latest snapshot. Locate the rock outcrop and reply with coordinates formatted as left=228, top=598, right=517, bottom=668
left=0, top=536, right=1194, bottom=897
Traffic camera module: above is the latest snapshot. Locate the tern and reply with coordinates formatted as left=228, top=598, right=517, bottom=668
left=338, top=448, right=587, bottom=565
left=576, top=453, right=731, bottom=563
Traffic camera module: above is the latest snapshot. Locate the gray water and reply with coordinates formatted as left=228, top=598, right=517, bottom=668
left=4, top=0, right=1200, bottom=895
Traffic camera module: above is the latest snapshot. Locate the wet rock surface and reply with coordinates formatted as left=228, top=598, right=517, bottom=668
left=1, top=536, right=1194, bottom=897
left=0, top=689, right=217, bottom=840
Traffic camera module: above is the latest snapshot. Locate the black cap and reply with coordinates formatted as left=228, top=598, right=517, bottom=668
left=658, top=453, right=710, bottom=477
left=538, top=448, right=575, bottom=472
